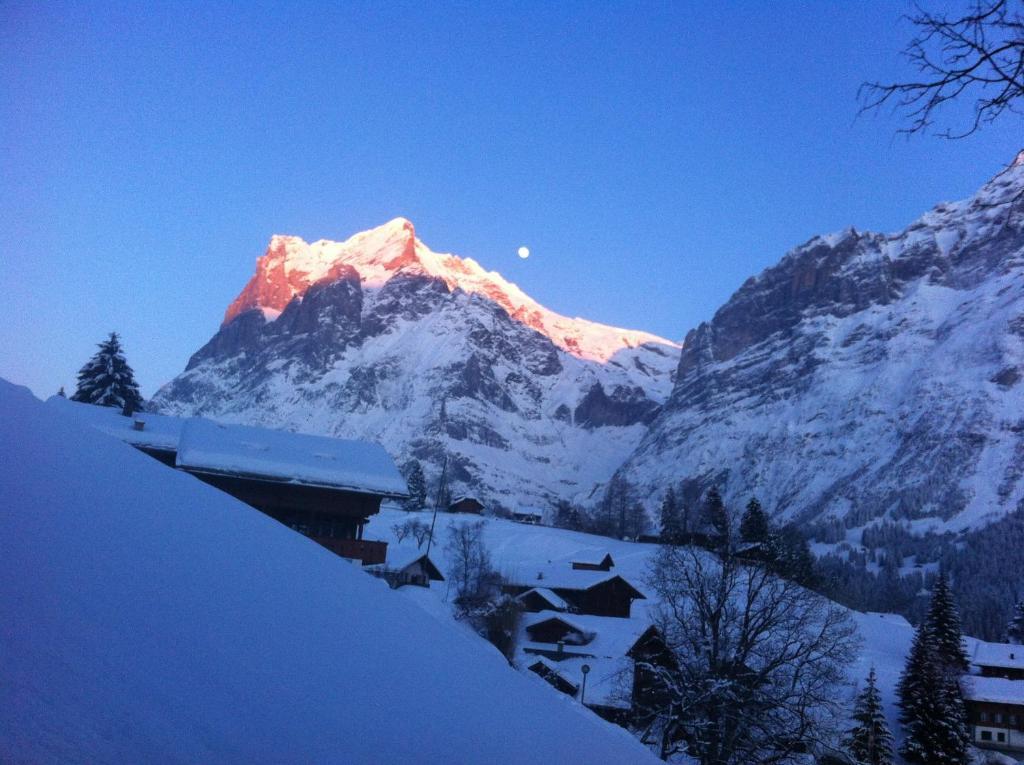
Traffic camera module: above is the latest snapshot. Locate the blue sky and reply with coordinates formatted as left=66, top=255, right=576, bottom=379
left=1, top=1, right=1019, bottom=397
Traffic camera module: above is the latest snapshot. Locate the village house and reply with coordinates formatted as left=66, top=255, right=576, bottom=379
left=49, top=399, right=408, bottom=565
left=511, top=509, right=543, bottom=525
left=448, top=496, right=484, bottom=514
left=963, top=640, right=1024, bottom=754
left=517, top=610, right=675, bottom=726
left=365, top=545, right=445, bottom=588
left=504, top=558, right=645, bottom=619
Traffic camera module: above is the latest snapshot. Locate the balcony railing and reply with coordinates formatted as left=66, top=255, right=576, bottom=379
left=312, top=537, right=388, bottom=565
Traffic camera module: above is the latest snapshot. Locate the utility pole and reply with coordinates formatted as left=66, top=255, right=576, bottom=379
left=425, top=454, right=448, bottom=559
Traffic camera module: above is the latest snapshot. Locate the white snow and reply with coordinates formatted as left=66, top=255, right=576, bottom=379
left=973, top=641, right=1024, bottom=673
left=177, top=417, right=409, bottom=497
left=0, top=379, right=658, bottom=764
left=47, top=396, right=185, bottom=452
left=962, top=676, right=1024, bottom=706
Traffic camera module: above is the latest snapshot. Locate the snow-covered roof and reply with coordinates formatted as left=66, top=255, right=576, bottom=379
left=522, top=610, right=655, bottom=659
left=376, top=545, right=441, bottom=576
left=176, top=418, right=408, bottom=497
left=961, top=676, right=1024, bottom=706
left=508, top=563, right=644, bottom=597
left=516, top=587, right=569, bottom=611
left=973, top=641, right=1024, bottom=672
left=46, top=397, right=184, bottom=453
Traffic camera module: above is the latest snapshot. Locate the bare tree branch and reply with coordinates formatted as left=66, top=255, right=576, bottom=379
left=859, top=0, right=1024, bottom=138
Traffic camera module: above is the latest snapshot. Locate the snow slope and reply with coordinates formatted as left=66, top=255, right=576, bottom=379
left=0, top=379, right=658, bottom=764
left=153, top=219, right=680, bottom=511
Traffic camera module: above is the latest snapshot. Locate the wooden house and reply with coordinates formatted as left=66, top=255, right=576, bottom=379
left=512, top=510, right=543, bottom=525
left=505, top=565, right=645, bottom=619
left=50, top=399, right=408, bottom=565
left=964, top=641, right=1024, bottom=753
left=572, top=553, right=615, bottom=571
left=448, top=496, right=484, bottom=514
left=365, top=545, right=445, bottom=588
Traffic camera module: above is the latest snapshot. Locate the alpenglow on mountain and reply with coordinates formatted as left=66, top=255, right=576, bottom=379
left=618, top=154, right=1024, bottom=535
left=152, top=218, right=681, bottom=510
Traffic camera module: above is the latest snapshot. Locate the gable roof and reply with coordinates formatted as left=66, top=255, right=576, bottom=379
left=572, top=553, right=614, bottom=569
left=973, top=640, right=1024, bottom=672
left=371, top=545, right=444, bottom=580
left=522, top=611, right=657, bottom=659
left=508, top=565, right=646, bottom=599
left=962, top=675, right=1024, bottom=705
left=177, top=419, right=408, bottom=498
left=516, top=587, right=569, bottom=611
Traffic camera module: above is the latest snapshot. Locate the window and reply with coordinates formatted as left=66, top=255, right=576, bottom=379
left=994, top=713, right=1004, bottom=724
left=980, top=711, right=989, bottom=722
left=981, top=731, right=993, bottom=741
left=997, top=732, right=1006, bottom=742
left=1010, top=714, right=1019, bottom=726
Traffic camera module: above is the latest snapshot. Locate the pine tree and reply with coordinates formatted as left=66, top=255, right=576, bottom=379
left=845, top=667, right=894, bottom=765
left=659, top=486, right=683, bottom=544
left=703, top=486, right=730, bottom=545
left=1007, top=600, right=1024, bottom=644
left=402, top=460, right=427, bottom=511
left=897, top=623, right=970, bottom=765
left=739, top=496, right=770, bottom=545
left=72, top=332, right=144, bottom=413
left=926, top=573, right=970, bottom=672
left=56, top=386, right=66, bottom=398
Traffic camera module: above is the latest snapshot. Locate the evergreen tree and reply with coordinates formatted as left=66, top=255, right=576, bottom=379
left=56, top=386, right=66, bottom=398
left=659, top=486, right=683, bottom=544
left=897, top=623, right=970, bottom=765
left=739, top=496, right=770, bottom=545
left=71, top=332, right=144, bottom=413
left=703, top=486, right=730, bottom=545
left=845, top=667, right=894, bottom=765
left=773, top=525, right=818, bottom=587
left=402, top=460, right=427, bottom=511
left=926, top=573, right=970, bottom=672
left=1007, top=600, right=1024, bottom=644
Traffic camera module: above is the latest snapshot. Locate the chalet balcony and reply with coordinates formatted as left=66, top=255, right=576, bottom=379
left=312, top=536, right=388, bottom=565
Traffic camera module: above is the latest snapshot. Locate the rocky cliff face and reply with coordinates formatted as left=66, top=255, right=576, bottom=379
left=152, top=219, right=680, bottom=511
left=619, top=155, right=1024, bottom=535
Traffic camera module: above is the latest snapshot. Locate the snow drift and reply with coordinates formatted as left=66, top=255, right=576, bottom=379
left=0, top=379, right=656, bottom=764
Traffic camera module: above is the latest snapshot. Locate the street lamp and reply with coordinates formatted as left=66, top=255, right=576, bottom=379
left=580, top=663, right=591, bottom=705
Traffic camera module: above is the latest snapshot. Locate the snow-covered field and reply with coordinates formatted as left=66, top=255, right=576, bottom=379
left=0, top=379, right=658, bottom=764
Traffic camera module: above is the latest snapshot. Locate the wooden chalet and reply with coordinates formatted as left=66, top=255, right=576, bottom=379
left=964, top=641, right=1024, bottom=753
left=365, top=546, right=445, bottom=588
left=512, top=509, right=543, bottom=525
left=572, top=553, right=615, bottom=571
left=50, top=399, right=408, bottom=565
left=505, top=563, right=646, bottom=618
left=448, top=496, right=484, bottom=514
left=516, top=610, right=676, bottom=726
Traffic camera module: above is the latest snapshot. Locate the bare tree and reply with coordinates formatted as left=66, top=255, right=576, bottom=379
left=445, top=521, right=501, bottom=610
left=392, top=517, right=431, bottom=548
left=860, top=0, right=1024, bottom=139
left=640, top=544, right=860, bottom=764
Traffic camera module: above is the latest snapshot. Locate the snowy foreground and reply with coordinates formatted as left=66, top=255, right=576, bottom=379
left=0, top=379, right=657, bottom=764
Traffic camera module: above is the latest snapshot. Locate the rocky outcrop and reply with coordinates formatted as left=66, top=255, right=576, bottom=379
left=619, top=155, right=1024, bottom=535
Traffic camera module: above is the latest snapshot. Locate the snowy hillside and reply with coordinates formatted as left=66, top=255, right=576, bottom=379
left=619, top=154, right=1024, bottom=536
left=152, top=218, right=680, bottom=511
left=364, top=507, right=924, bottom=745
left=0, top=379, right=658, bottom=764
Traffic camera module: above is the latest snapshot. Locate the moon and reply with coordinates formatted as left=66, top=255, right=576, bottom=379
left=517, top=246, right=530, bottom=259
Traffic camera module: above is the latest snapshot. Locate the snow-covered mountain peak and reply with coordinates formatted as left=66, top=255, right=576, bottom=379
left=224, top=219, right=679, bottom=363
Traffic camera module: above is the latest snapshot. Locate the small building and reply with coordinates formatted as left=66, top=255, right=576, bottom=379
left=516, top=610, right=676, bottom=726
left=963, top=641, right=1024, bottom=754
left=572, top=553, right=615, bottom=571
left=365, top=545, right=445, bottom=588
left=515, top=587, right=570, bottom=613
left=448, top=496, right=484, bottom=514
left=512, top=510, right=543, bottom=525
left=505, top=561, right=646, bottom=618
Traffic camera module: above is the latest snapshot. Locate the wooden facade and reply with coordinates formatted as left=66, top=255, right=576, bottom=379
left=505, top=575, right=646, bottom=619
left=572, top=554, right=614, bottom=571
left=448, top=497, right=484, bottom=514
left=966, top=700, right=1024, bottom=752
